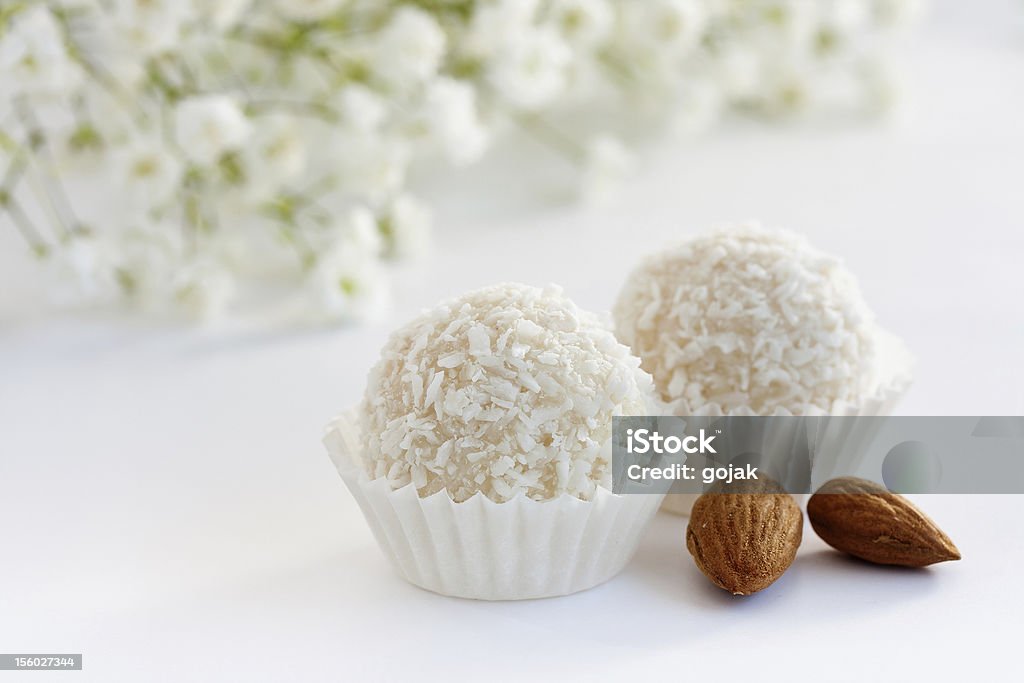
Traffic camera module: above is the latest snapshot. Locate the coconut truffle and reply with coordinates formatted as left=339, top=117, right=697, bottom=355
left=613, top=224, right=908, bottom=415
left=361, top=283, right=656, bottom=503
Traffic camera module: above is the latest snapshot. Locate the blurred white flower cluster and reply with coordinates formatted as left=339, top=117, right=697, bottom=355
left=0, top=0, right=922, bottom=323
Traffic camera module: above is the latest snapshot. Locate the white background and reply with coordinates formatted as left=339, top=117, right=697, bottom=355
left=2, top=2, right=1023, bottom=681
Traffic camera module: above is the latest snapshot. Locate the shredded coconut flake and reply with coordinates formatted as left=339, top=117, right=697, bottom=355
left=362, top=283, right=656, bottom=502
left=613, top=223, right=910, bottom=414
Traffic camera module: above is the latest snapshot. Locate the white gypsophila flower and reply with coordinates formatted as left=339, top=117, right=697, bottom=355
left=810, top=0, right=869, bottom=58
left=421, top=77, right=489, bottom=166
left=113, top=137, right=184, bottom=211
left=212, top=209, right=297, bottom=277
left=274, top=0, right=346, bottom=22
left=174, top=95, right=252, bottom=166
left=337, top=206, right=383, bottom=256
left=380, top=194, right=432, bottom=259
left=307, top=242, right=389, bottom=322
left=714, top=45, right=762, bottom=100
left=126, top=215, right=187, bottom=251
left=335, top=84, right=388, bottom=133
left=68, top=86, right=137, bottom=152
left=490, top=28, right=572, bottom=110
left=548, top=0, right=614, bottom=48
left=821, top=0, right=871, bottom=33
left=579, top=135, right=634, bottom=204
left=111, top=0, right=193, bottom=57
left=5, top=0, right=923, bottom=325
left=173, top=258, right=236, bottom=320
left=64, top=11, right=146, bottom=91
left=618, top=0, right=707, bottom=57
left=771, top=2, right=820, bottom=30
left=241, top=115, right=306, bottom=198
left=194, top=0, right=252, bottom=30
left=741, top=1, right=818, bottom=58
left=463, top=0, right=541, bottom=59
left=373, top=7, right=447, bottom=87
left=337, top=135, right=410, bottom=202
left=859, top=57, right=904, bottom=115
left=671, top=79, right=723, bottom=137
left=872, top=0, right=927, bottom=29
left=757, top=66, right=816, bottom=116
left=0, top=5, right=81, bottom=97
left=111, top=222, right=186, bottom=308
left=46, top=233, right=118, bottom=305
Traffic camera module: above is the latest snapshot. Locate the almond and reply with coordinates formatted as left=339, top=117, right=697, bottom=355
left=686, top=479, right=803, bottom=595
left=807, top=477, right=960, bottom=567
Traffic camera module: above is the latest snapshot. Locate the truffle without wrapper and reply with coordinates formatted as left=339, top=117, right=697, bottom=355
left=613, top=224, right=910, bottom=415
left=361, top=283, right=657, bottom=503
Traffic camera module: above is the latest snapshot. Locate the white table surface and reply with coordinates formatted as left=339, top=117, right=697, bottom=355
left=2, top=2, right=1023, bottom=681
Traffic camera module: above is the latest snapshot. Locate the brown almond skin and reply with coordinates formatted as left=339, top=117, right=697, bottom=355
left=807, top=477, right=961, bottom=567
left=686, top=480, right=803, bottom=596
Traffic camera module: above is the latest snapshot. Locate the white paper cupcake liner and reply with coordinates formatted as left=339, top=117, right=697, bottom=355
left=658, top=378, right=911, bottom=516
left=324, top=410, right=664, bottom=600
left=805, top=380, right=912, bottom=488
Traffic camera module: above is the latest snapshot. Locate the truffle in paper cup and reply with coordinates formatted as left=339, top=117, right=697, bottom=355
left=612, top=225, right=914, bottom=515
left=325, top=411, right=663, bottom=600
left=333, top=283, right=666, bottom=598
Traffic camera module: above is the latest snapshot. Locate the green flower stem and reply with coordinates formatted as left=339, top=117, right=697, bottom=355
left=278, top=223, right=317, bottom=271
left=229, top=24, right=316, bottom=54
left=182, top=189, right=211, bottom=235
left=246, top=100, right=340, bottom=123
left=0, top=191, right=49, bottom=257
left=146, top=60, right=188, bottom=103
left=1, top=140, right=27, bottom=190
left=597, top=51, right=638, bottom=89
left=205, top=44, right=253, bottom=99
left=225, top=23, right=371, bottom=85
left=53, top=7, right=142, bottom=122
left=406, top=0, right=475, bottom=20
left=513, top=113, right=585, bottom=164
left=14, top=99, right=82, bottom=237
left=261, top=185, right=339, bottom=270
left=295, top=174, right=339, bottom=205
left=0, top=2, right=30, bottom=28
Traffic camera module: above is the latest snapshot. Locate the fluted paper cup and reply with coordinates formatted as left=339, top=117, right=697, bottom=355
left=324, top=410, right=664, bottom=601
left=805, top=380, right=912, bottom=488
